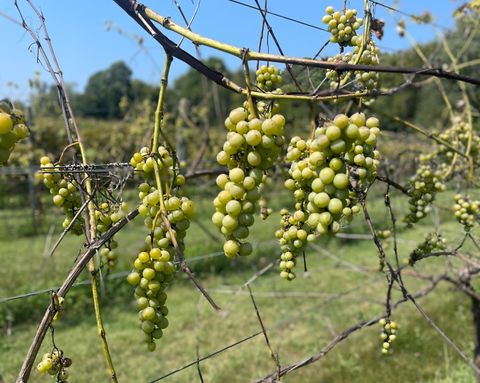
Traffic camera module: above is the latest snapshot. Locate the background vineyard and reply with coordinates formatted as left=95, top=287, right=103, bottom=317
left=1, top=1, right=480, bottom=382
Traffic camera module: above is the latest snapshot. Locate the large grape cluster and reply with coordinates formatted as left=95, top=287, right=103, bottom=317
left=128, top=145, right=193, bottom=351
left=213, top=67, right=286, bottom=259
left=409, top=232, right=447, bottom=265
left=322, top=6, right=363, bottom=46
left=37, top=350, right=72, bottom=382
left=0, top=105, right=30, bottom=165
left=39, top=156, right=84, bottom=235
left=255, top=65, right=282, bottom=92
left=403, top=163, right=446, bottom=226
left=379, top=318, right=398, bottom=355
left=453, top=194, right=479, bottom=231
left=278, top=113, right=381, bottom=279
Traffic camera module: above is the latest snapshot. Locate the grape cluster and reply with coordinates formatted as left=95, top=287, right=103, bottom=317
left=322, top=6, right=363, bottom=45
left=255, top=65, right=282, bottom=92
left=402, top=116, right=479, bottom=226
left=96, top=202, right=129, bottom=269
left=37, top=350, right=72, bottom=382
left=351, top=38, right=380, bottom=90
left=409, top=232, right=447, bottom=265
left=453, top=194, right=479, bottom=230
left=0, top=105, right=30, bottom=165
left=326, top=37, right=380, bottom=91
left=275, top=209, right=314, bottom=280
left=403, top=163, right=446, bottom=226
left=379, top=318, right=398, bottom=355
left=128, top=145, right=194, bottom=350
left=39, top=156, right=84, bottom=235
left=279, top=113, right=380, bottom=278
left=213, top=67, right=286, bottom=259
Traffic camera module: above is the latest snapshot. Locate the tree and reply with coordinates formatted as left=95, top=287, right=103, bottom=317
left=78, top=61, right=133, bottom=119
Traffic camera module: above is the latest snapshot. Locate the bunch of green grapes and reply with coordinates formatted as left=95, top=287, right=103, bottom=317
left=0, top=104, right=30, bottom=165
left=37, top=350, right=72, bottom=382
left=322, top=6, right=363, bottom=45
left=350, top=37, right=380, bottom=90
left=453, top=194, right=479, bottom=230
left=409, top=232, right=447, bottom=265
left=95, top=201, right=129, bottom=269
left=279, top=113, right=380, bottom=278
left=128, top=145, right=194, bottom=351
left=379, top=318, right=398, bottom=355
left=255, top=65, right=282, bottom=92
left=213, top=67, right=286, bottom=259
left=275, top=209, right=315, bottom=280
left=38, top=156, right=84, bottom=235
left=436, top=117, right=480, bottom=170
left=326, top=37, right=380, bottom=91
left=403, top=163, right=446, bottom=226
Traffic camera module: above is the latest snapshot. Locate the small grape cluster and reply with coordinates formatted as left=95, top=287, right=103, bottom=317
left=214, top=67, right=286, bottom=259
left=128, top=145, right=194, bottom=350
left=453, top=194, right=480, bottom=230
left=275, top=209, right=314, bottom=280
left=37, top=350, right=72, bottom=382
left=379, top=318, right=398, bottom=355
left=409, top=232, right=447, bottom=265
left=322, top=6, right=363, bottom=45
left=212, top=168, right=259, bottom=258
left=351, top=37, right=380, bottom=90
left=95, top=202, right=129, bottom=269
left=39, top=156, right=84, bottom=235
left=0, top=105, right=30, bottom=165
left=255, top=65, right=282, bottom=92
left=403, top=163, right=446, bottom=226
left=326, top=37, right=380, bottom=91
left=279, top=113, right=380, bottom=278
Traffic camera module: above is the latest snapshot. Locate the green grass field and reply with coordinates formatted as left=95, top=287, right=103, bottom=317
left=0, top=186, right=478, bottom=382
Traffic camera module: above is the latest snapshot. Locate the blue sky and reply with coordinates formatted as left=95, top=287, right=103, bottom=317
left=0, top=0, right=461, bottom=101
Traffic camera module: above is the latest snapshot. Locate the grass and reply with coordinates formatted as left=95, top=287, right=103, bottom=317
left=0, top=185, right=478, bottom=382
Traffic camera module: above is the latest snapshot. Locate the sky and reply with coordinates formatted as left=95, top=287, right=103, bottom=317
left=0, top=0, right=461, bottom=101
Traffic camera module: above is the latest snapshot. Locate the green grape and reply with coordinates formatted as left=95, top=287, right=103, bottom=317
left=213, top=65, right=286, bottom=259
left=325, top=36, right=380, bottom=91
left=278, top=112, right=381, bottom=279
left=255, top=65, right=282, bottom=92
left=378, top=318, right=399, bottom=355
left=36, top=349, right=71, bottom=382
left=39, top=156, right=84, bottom=235
left=321, top=6, right=362, bottom=46
left=128, top=145, right=193, bottom=350
left=403, top=163, right=446, bottom=225
left=453, top=194, right=479, bottom=230
left=409, top=232, right=447, bottom=265
left=0, top=106, right=30, bottom=165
